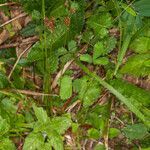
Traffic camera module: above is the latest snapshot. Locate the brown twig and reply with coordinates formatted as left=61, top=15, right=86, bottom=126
left=0, top=2, right=16, bottom=7
left=0, top=36, right=39, bottom=49
left=0, top=12, right=27, bottom=28
left=8, top=44, right=31, bottom=79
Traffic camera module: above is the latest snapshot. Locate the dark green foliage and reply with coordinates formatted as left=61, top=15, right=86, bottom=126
left=122, top=123, right=148, bottom=140
left=0, top=0, right=150, bottom=149
left=134, top=0, right=150, bottom=17
left=110, top=79, right=150, bottom=107
left=120, top=53, right=150, bottom=77
left=20, top=23, right=38, bottom=37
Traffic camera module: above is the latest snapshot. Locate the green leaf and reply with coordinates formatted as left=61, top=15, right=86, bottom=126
left=87, top=13, right=112, bottom=38
left=83, top=86, right=101, bottom=107
left=120, top=53, right=150, bottom=77
left=47, top=130, right=63, bottom=150
left=33, top=105, right=49, bottom=123
left=60, top=76, right=72, bottom=100
left=93, top=57, right=109, bottom=65
left=109, top=128, right=121, bottom=139
left=93, top=42, right=105, bottom=59
left=50, top=114, right=72, bottom=134
left=122, top=123, right=148, bottom=140
left=80, top=54, right=92, bottom=63
left=134, top=0, right=150, bottom=17
left=130, top=37, right=150, bottom=53
left=23, top=133, right=45, bottom=150
left=68, top=40, right=77, bottom=52
left=20, top=23, right=37, bottom=37
left=0, top=138, right=16, bottom=150
left=75, top=77, right=101, bottom=107
left=87, top=128, right=100, bottom=139
left=104, top=36, right=117, bottom=53
left=27, top=42, right=44, bottom=62
left=1, top=98, right=17, bottom=115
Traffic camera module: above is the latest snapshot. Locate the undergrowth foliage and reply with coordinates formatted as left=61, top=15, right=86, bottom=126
left=0, top=0, right=150, bottom=149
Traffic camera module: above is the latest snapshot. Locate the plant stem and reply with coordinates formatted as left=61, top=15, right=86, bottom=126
left=42, top=0, right=52, bottom=115
left=102, top=99, right=112, bottom=150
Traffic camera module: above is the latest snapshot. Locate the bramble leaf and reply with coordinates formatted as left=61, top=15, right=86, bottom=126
left=0, top=138, right=16, bottom=150
left=120, top=53, right=150, bottom=77
left=23, top=133, right=45, bottom=150
left=130, top=37, right=150, bottom=53
left=123, top=123, right=148, bottom=140
left=60, top=76, right=72, bottom=100
left=33, top=105, right=49, bottom=123
left=80, top=54, right=92, bottom=63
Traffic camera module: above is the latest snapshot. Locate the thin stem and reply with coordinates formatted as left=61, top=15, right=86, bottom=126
left=102, top=99, right=112, bottom=150
left=8, top=45, right=31, bottom=79
left=42, top=0, right=52, bottom=115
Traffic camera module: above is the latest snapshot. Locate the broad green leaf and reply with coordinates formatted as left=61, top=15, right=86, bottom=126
left=33, top=105, right=49, bottom=123
left=57, top=47, right=68, bottom=57
left=80, top=54, right=92, bottom=63
left=27, top=42, right=43, bottom=62
left=68, top=40, right=77, bottom=52
left=120, top=53, right=150, bottom=77
left=50, top=114, right=72, bottom=134
left=1, top=98, right=17, bottom=114
left=83, top=86, right=101, bottom=107
left=93, top=42, right=105, bottom=59
left=109, top=128, right=121, bottom=139
left=87, top=13, right=112, bottom=38
left=43, top=142, right=52, bottom=150
left=60, top=76, right=72, bottom=100
left=130, top=37, right=150, bottom=53
left=73, top=77, right=101, bottom=107
left=93, top=57, right=109, bottom=65
left=23, top=133, right=45, bottom=150
left=104, top=36, right=117, bottom=53
left=86, top=112, right=103, bottom=130
left=20, top=23, right=37, bottom=37
left=134, top=0, right=150, bottom=17
left=0, top=138, right=16, bottom=150
left=123, top=123, right=148, bottom=140
left=87, top=128, right=100, bottom=139
left=46, top=130, right=64, bottom=150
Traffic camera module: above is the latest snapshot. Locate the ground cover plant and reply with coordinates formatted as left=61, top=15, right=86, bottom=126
left=0, top=0, right=150, bottom=149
